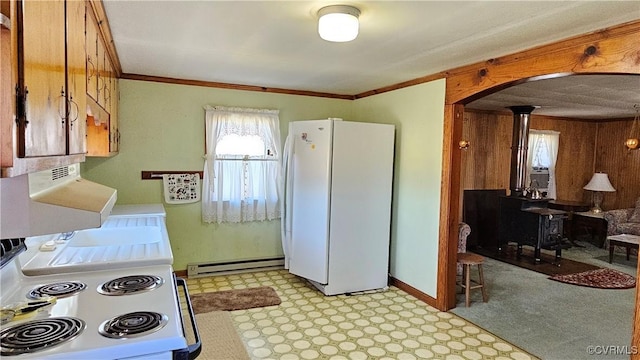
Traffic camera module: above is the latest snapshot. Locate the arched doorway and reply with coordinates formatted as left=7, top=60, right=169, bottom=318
left=435, top=19, right=640, bottom=355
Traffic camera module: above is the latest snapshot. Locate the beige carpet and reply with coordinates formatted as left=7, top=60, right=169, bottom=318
left=188, top=311, right=250, bottom=360
left=191, top=286, right=281, bottom=313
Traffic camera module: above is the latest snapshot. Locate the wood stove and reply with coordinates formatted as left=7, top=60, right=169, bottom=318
left=498, top=196, right=570, bottom=264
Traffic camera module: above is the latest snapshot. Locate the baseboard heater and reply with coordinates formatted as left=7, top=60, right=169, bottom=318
left=187, top=256, right=285, bottom=278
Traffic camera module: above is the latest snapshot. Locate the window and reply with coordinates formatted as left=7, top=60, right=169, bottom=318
left=526, top=130, right=560, bottom=199
left=202, top=106, right=281, bottom=223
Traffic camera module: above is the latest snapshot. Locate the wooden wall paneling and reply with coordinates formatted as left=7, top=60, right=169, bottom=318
left=528, top=116, right=597, bottom=203
left=461, top=110, right=599, bottom=203
left=461, top=111, right=511, bottom=191
left=594, top=120, right=640, bottom=210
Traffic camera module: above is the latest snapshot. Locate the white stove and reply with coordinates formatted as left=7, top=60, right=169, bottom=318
left=0, top=261, right=197, bottom=359
left=1, top=205, right=201, bottom=359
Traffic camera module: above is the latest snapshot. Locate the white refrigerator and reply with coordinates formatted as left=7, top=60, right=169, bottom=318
left=281, top=119, right=395, bottom=295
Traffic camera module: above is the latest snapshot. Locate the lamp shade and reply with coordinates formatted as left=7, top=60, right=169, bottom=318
left=318, top=5, right=360, bottom=42
left=583, top=173, right=616, bottom=192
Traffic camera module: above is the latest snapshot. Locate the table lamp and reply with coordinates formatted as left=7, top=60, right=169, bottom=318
left=583, top=173, right=616, bottom=213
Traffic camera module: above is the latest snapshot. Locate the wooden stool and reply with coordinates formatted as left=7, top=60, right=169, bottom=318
left=457, top=253, right=488, bottom=307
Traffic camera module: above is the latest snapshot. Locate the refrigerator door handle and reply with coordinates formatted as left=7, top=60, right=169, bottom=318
left=280, top=132, right=294, bottom=269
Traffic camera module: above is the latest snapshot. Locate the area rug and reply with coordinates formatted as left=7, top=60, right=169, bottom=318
left=474, top=245, right=601, bottom=276
left=548, top=268, right=636, bottom=289
left=191, top=286, right=281, bottom=314
left=193, top=311, right=250, bottom=360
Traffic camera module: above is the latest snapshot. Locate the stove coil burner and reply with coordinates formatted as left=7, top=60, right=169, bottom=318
left=99, top=311, right=168, bottom=339
left=27, top=281, right=87, bottom=299
left=0, top=317, right=85, bottom=356
left=98, top=275, right=163, bottom=296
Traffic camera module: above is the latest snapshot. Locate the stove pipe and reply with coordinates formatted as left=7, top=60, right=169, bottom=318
left=508, top=105, right=536, bottom=197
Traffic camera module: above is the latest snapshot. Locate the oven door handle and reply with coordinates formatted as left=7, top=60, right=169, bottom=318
left=175, top=277, right=202, bottom=360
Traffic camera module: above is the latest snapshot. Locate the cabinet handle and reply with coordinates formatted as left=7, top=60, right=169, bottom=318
left=68, top=93, right=79, bottom=128
left=104, top=86, right=110, bottom=103
left=58, top=87, right=66, bottom=125
left=97, top=76, right=104, bottom=99
left=87, top=55, right=96, bottom=81
left=15, top=85, right=29, bottom=128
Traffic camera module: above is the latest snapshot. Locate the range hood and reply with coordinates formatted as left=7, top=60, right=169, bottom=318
left=0, top=164, right=117, bottom=239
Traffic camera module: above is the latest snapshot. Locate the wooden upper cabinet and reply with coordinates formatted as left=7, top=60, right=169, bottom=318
left=66, top=0, right=87, bottom=155
left=96, top=32, right=106, bottom=108
left=2, top=0, right=101, bottom=176
left=84, top=3, right=119, bottom=158
left=1, top=0, right=12, bottom=168
left=85, top=8, right=98, bottom=102
left=109, top=63, right=119, bottom=153
left=20, top=0, right=67, bottom=157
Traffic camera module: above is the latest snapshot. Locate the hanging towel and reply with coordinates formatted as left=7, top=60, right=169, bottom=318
left=162, top=173, right=201, bottom=204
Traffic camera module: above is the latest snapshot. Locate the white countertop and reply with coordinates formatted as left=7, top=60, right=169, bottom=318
left=19, top=214, right=173, bottom=276
left=110, top=203, right=166, bottom=217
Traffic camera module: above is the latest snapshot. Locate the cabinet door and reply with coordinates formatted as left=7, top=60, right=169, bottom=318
left=104, top=59, right=112, bottom=114
left=108, top=61, right=118, bottom=153
left=1, top=3, right=12, bottom=167
left=85, top=9, right=98, bottom=102
left=114, top=79, right=119, bottom=152
left=96, top=35, right=106, bottom=108
left=21, top=0, right=66, bottom=157
left=67, top=0, right=86, bottom=155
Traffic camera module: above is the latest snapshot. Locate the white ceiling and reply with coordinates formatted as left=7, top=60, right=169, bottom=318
left=102, top=1, right=640, bottom=118
left=466, top=74, right=640, bottom=119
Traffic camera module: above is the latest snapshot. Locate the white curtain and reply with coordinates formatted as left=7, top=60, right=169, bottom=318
left=526, top=130, right=560, bottom=199
left=202, top=105, right=281, bottom=223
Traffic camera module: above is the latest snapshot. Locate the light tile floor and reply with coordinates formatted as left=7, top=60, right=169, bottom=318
left=186, top=270, right=538, bottom=360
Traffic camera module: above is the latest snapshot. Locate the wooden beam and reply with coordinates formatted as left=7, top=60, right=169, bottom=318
left=354, top=71, right=447, bottom=99
left=445, top=20, right=640, bottom=104
left=437, top=103, right=464, bottom=310
left=121, top=73, right=355, bottom=100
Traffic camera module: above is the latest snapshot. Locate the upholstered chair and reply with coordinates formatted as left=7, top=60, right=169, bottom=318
left=457, top=222, right=471, bottom=275
left=603, top=198, right=640, bottom=255
left=604, top=198, right=640, bottom=237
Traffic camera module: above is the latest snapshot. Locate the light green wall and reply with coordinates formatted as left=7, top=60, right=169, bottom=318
left=353, top=79, right=446, bottom=297
left=82, top=79, right=353, bottom=271
left=82, top=78, right=447, bottom=299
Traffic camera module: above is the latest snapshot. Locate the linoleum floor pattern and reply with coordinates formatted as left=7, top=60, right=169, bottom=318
left=186, top=270, right=537, bottom=360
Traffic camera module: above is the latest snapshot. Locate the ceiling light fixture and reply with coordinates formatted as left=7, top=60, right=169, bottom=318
left=317, top=5, right=360, bottom=42
left=625, top=104, right=639, bottom=150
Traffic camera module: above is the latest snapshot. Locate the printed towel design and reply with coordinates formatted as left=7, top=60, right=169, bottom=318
left=162, top=173, right=201, bottom=204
